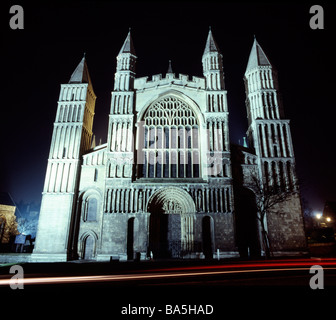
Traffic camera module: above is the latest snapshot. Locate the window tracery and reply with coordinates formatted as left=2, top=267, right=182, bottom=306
left=139, top=96, right=200, bottom=178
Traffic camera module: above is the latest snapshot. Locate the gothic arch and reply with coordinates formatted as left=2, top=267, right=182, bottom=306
left=137, top=90, right=205, bottom=126
left=79, top=230, right=98, bottom=260
left=79, top=188, right=102, bottom=222
left=147, top=187, right=196, bottom=258
left=147, top=187, right=196, bottom=214
left=137, top=94, right=202, bottom=179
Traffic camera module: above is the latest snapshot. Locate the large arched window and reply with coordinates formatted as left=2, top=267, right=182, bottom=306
left=82, top=196, right=98, bottom=222
left=139, top=96, right=200, bottom=178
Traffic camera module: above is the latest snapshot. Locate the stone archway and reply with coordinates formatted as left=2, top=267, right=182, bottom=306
left=79, top=231, right=98, bottom=260
left=147, top=187, right=196, bottom=258
left=83, top=235, right=95, bottom=260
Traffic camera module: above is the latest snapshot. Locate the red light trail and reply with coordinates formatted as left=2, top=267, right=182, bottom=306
left=1, top=258, right=336, bottom=287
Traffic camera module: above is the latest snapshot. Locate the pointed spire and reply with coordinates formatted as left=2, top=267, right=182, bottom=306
left=243, top=137, right=248, bottom=148
left=118, top=30, right=136, bottom=56
left=203, top=28, right=221, bottom=55
left=246, top=37, right=271, bottom=72
left=91, top=134, right=96, bottom=148
left=69, top=55, right=92, bottom=84
left=167, top=60, right=173, bottom=74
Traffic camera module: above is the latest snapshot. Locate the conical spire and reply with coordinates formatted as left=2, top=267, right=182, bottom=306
left=246, top=37, right=271, bottom=72
left=203, top=28, right=221, bottom=55
left=243, top=137, right=248, bottom=148
left=69, top=55, right=92, bottom=84
left=167, top=60, right=173, bottom=74
left=118, top=29, right=136, bottom=56
left=91, top=134, right=96, bottom=148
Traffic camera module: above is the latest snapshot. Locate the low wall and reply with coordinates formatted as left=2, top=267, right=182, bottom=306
left=0, top=253, right=32, bottom=264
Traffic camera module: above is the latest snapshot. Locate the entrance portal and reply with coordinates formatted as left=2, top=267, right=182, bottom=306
left=147, top=187, right=196, bottom=259
left=83, top=235, right=94, bottom=260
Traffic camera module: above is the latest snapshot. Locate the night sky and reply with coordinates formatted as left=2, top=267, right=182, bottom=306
left=1, top=1, right=335, bottom=212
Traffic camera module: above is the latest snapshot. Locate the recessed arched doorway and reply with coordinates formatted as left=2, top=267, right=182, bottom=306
left=147, top=187, right=196, bottom=259
left=83, top=235, right=95, bottom=260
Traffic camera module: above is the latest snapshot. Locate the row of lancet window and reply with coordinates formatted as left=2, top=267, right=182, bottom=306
left=46, top=162, right=75, bottom=193
left=264, top=160, right=295, bottom=191
left=104, top=188, right=152, bottom=213
left=246, top=69, right=274, bottom=93
left=192, top=187, right=232, bottom=213
left=60, top=86, right=86, bottom=102
left=258, top=122, right=292, bottom=158
left=143, top=126, right=198, bottom=150
left=109, top=120, right=133, bottom=152
left=117, top=56, right=133, bottom=71
left=52, top=125, right=81, bottom=159
left=51, top=125, right=91, bottom=162
left=111, top=94, right=132, bottom=114
left=250, top=92, right=279, bottom=120
left=203, top=56, right=220, bottom=71
left=57, top=104, right=83, bottom=123
left=206, top=73, right=221, bottom=90
left=207, top=120, right=227, bottom=152
left=207, top=93, right=225, bottom=112
left=139, top=150, right=200, bottom=178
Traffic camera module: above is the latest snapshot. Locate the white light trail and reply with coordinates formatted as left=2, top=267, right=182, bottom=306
left=1, top=267, right=336, bottom=286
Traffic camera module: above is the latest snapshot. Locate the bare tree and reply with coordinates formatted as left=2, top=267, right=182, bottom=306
left=246, top=175, right=298, bottom=258
left=17, top=217, right=38, bottom=236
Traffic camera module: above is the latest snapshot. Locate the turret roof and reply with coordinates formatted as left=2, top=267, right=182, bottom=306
left=69, top=55, right=92, bottom=84
left=118, top=30, right=136, bottom=56
left=203, top=28, right=221, bottom=55
left=246, top=38, right=271, bottom=72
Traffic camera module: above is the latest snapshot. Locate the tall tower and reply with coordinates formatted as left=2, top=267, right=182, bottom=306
left=202, top=29, right=232, bottom=183
left=106, top=30, right=137, bottom=180
left=201, top=29, right=236, bottom=256
left=33, top=56, right=96, bottom=261
left=244, top=38, right=306, bottom=254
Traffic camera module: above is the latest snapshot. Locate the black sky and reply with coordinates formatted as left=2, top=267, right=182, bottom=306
left=1, top=1, right=335, bottom=212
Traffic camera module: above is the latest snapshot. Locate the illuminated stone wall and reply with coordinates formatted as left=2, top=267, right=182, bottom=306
left=31, top=31, right=307, bottom=262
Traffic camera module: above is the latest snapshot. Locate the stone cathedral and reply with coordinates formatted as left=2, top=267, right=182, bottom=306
left=32, top=30, right=307, bottom=262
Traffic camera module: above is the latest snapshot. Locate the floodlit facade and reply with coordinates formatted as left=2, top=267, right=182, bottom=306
left=32, top=30, right=307, bottom=261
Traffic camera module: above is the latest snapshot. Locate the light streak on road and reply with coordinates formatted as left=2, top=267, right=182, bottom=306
left=1, top=259, right=336, bottom=286
left=152, top=258, right=336, bottom=273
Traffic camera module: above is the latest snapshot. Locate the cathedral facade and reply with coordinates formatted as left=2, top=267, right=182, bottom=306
left=32, top=30, right=307, bottom=262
